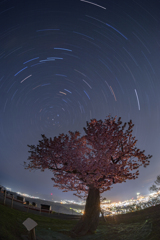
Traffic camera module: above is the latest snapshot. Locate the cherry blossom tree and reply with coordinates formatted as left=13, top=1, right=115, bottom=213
left=24, top=116, right=152, bottom=236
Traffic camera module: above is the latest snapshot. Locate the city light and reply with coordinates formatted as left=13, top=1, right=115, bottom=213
left=1, top=184, right=160, bottom=216
left=100, top=191, right=160, bottom=216
left=16, top=191, right=39, bottom=199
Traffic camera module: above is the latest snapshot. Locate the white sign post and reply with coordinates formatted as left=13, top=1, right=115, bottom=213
left=23, top=218, right=38, bottom=240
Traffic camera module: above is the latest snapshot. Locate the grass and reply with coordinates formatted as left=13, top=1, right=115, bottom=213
left=0, top=203, right=76, bottom=240
left=102, top=203, right=160, bottom=240
left=0, top=202, right=160, bottom=239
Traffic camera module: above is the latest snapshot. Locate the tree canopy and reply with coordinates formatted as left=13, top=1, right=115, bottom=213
left=25, top=116, right=152, bottom=196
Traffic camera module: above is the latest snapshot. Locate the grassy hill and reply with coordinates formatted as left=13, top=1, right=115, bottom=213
left=0, top=202, right=160, bottom=239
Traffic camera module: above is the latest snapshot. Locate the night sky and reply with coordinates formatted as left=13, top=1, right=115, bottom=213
left=0, top=0, right=160, bottom=202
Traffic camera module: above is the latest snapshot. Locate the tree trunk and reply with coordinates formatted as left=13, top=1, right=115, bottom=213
left=71, top=185, right=100, bottom=236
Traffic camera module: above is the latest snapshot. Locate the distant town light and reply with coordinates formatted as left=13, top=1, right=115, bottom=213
left=1, top=184, right=160, bottom=217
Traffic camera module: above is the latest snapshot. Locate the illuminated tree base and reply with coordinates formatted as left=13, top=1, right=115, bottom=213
left=71, top=186, right=100, bottom=236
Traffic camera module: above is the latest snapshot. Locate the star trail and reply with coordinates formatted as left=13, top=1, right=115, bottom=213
left=0, top=0, right=160, bottom=202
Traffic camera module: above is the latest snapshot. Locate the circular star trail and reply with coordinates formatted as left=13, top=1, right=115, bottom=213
left=0, top=0, right=160, bottom=201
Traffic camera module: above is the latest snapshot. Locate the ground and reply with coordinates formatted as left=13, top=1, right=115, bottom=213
left=0, top=201, right=160, bottom=239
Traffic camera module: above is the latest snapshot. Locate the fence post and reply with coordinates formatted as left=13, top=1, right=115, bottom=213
left=3, top=190, right=6, bottom=205
left=11, top=195, right=14, bottom=208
